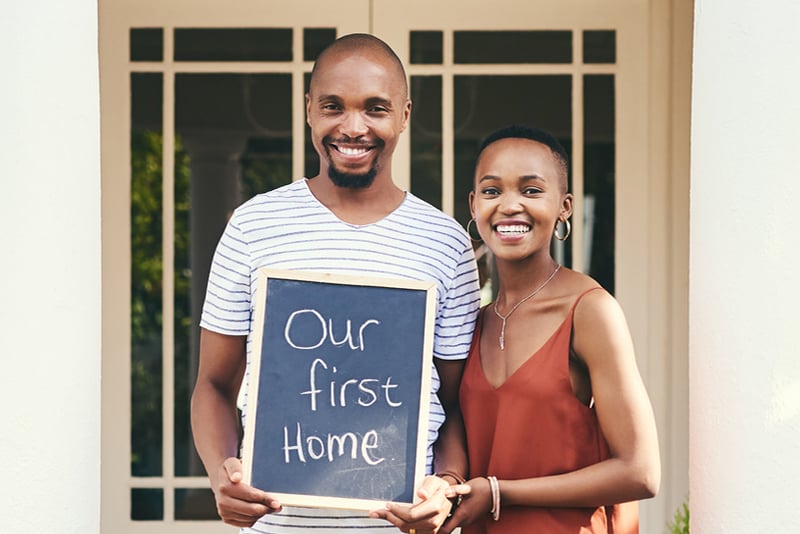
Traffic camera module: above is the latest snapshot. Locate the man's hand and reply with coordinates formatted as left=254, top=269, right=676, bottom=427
left=211, top=457, right=282, bottom=528
left=369, top=475, right=454, bottom=533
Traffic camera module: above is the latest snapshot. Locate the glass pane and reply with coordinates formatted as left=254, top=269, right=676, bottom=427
left=174, top=28, right=292, bottom=61
left=454, top=31, right=572, bottom=64
left=304, top=72, right=319, bottom=178
left=304, top=28, right=337, bottom=61
left=130, top=28, right=163, bottom=62
left=131, top=72, right=163, bottom=477
left=453, top=75, right=572, bottom=228
left=583, top=30, right=616, bottom=64
left=175, top=488, right=220, bottom=520
left=584, top=74, right=615, bottom=293
left=131, top=488, right=164, bottom=520
left=410, top=76, right=442, bottom=209
left=241, top=137, right=294, bottom=198
left=410, top=31, right=443, bottom=64
left=174, top=73, right=293, bottom=476
left=172, top=128, right=193, bottom=477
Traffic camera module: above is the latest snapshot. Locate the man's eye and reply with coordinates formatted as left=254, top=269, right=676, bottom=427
left=523, top=187, right=543, bottom=195
left=481, top=188, right=500, bottom=195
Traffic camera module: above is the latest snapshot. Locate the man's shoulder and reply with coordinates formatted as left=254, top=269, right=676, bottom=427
left=232, top=179, right=312, bottom=218
left=401, top=193, right=468, bottom=236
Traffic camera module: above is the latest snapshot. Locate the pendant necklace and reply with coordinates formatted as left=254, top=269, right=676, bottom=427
left=493, top=264, right=561, bottom=350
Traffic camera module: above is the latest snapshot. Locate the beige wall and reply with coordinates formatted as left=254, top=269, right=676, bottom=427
left=691, top=0, right=800, bottom=530
left=0, top=0, right=102, bottom=533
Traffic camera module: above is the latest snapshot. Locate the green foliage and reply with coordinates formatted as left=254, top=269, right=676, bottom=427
left=666, top=497, right=690, bottom=534
left=130, top=128, right=290, bottom=478
left=131, top=130, right=164, bottom=345
left=130, top=130, right=164, bottom=475
left=130, top=130, right=192, bottom=476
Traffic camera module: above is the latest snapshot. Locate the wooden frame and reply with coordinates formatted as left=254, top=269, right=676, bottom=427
left=242, top=269, right=437, bottom=511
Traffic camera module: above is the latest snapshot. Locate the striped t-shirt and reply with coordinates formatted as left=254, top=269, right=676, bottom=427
left=200, top=178, right=481, bottom=533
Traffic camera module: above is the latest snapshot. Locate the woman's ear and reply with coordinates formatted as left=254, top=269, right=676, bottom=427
left=468, top=190, right=476, bottom=218
left=560, top=193, right=574, bottom=220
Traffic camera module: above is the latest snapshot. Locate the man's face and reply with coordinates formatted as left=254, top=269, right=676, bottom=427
left=306, top=50, right=411, bottom=188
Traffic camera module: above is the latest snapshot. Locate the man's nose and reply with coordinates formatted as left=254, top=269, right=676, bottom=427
left=339, top=111, right=368, bottom=138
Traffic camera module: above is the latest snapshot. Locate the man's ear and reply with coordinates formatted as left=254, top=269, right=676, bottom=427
left=399, top=99, right=412, bottom=133
left=305, top=93, right=312, bottom=127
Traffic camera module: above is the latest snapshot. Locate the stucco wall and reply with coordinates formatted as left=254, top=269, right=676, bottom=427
left=0, top=1, right=101, bottom=533
left=691, top=0, right=800, bottom=530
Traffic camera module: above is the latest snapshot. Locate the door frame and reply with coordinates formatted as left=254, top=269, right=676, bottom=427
left=99, top=1, right=692, bottom=532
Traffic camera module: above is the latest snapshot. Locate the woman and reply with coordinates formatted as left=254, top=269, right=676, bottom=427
left=443, top=125, right=660, bottom=534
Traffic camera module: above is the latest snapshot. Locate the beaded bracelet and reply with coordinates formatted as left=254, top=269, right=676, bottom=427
left=486, top=475, right=501, bottom=521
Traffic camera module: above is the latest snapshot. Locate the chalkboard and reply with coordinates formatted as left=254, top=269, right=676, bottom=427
left=241, top=269, right=437, bottom=511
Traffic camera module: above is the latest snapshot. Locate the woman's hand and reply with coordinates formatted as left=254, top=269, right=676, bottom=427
left=438, top=477, right=491, bottom=533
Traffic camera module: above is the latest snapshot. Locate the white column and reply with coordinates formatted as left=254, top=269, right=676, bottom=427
left=690, top=1, right=800, bottom=531
left=0, top=1, right=101, bottom=533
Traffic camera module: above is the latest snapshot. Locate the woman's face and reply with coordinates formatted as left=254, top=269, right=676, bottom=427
left=469, top=137, right=572, bottom=262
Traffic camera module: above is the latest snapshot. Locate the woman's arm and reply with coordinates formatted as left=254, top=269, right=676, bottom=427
left=501, top=289, right=660, bottom=507
left=442, top=289, right=660, bottom=532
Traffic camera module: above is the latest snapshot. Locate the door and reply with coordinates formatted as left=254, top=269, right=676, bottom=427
left=371, top=5, right=689, bottom=532
left=101, top=2, right=370, bottom=532
left=101, top=1, right=688, bottom=532
left=375, top=0, right=649, bottom=298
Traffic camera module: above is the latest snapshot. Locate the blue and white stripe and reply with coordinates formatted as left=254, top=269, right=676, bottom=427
left=200, top=179, right=480, bottom=533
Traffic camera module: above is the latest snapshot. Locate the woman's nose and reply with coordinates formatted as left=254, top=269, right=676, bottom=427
left=498, top=193, right=523, bottom=213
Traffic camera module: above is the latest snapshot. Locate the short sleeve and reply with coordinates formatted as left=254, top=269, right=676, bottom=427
left=199, top=217, right=252, bottom=335
left=432, top=243, right=481, bottom=361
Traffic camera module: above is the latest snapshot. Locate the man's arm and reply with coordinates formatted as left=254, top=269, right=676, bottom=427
left=370, top=358, right=468, bottom=531
left=432, top=358, right=469, bottom=482
left=191, top=328, right=282, bottom=527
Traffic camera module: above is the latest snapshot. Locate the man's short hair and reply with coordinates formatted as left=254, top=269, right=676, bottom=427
left=477, top=124, right=570, bottom=192
left=309, top=33, right=408, bottom=99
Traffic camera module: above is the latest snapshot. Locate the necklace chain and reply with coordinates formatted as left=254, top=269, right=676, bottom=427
left=492, top=264, right=561, bottom=350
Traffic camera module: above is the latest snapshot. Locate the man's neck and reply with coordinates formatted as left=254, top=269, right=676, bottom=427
left=306, top=173, right=406, bottom=226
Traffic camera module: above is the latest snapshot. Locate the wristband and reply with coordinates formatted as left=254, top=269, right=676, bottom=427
left=435, top=470, right=466, bottom=485
left=486, top=475, right=500, bottom=521
left=435, top=471, right=465, bottom=517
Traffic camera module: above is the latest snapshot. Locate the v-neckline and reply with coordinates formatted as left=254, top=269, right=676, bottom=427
left=476, top=305, right=573, bottom=391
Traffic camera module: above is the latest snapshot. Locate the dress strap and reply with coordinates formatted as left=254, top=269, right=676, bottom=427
left=567, top=286, right=604, bottom=319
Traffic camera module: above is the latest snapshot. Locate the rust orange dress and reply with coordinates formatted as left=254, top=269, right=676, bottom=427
left=459, top=288, right=637, bottom=533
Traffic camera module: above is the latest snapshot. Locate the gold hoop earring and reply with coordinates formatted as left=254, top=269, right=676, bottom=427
left=466, top=218, right=483, bottom=243
left=554, top=218, right=571, bottom=241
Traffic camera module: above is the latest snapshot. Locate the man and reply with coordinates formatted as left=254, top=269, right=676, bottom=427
left=191, top=33, right=480, bottom=533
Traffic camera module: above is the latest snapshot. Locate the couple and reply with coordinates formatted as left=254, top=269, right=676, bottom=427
left=190, top=33, right=660, bottom=534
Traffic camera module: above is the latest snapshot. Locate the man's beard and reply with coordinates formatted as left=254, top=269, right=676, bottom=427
left=328, top=164, right=377, bottom=189
left=323, top=137, right=383, bottom=189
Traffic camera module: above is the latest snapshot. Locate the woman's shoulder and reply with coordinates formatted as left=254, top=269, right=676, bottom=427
left=556, top=269, right=621, bottom=322
left=556, top=268, right=607, bottom=298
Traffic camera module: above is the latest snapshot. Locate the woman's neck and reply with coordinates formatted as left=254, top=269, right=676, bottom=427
left=494, top=253, right=559, bottom=306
